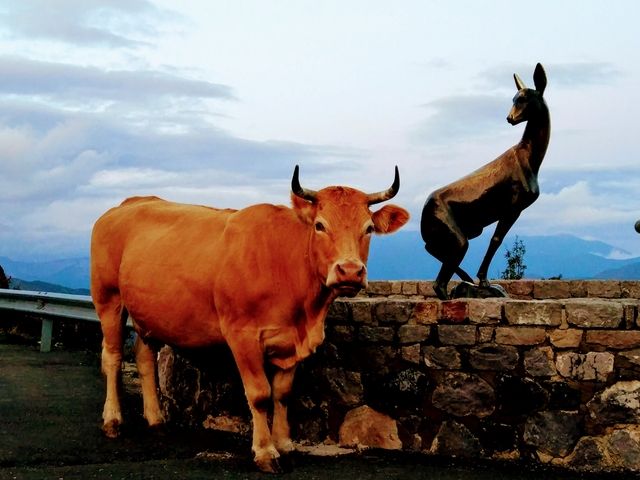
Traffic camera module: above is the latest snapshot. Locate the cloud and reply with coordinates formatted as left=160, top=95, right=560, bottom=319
left=0, top=56, right=234, bottom=104
left=478, top=62, right=622, bottom=91
left=0, top=0, right=177, bottom=48
left=415, top=94, right=510, bottom=144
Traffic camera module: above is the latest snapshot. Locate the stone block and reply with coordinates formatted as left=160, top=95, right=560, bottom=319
left=398, top=324, right=430, bottom=344
left=358, top=326, right=394, bottom=342
left=203, top=415, right=251, bottom=436
left=469, top=345, right=519, bottom=371
left=431, top=372, right=495, bottom=418
left=350, top=299, right=373, bottom=324
left=430, top=420, right=484, bottom=458
left=401, top=344, right=421, bottom=364
left=441, top=300, right=468, bottom=323
left=468, top=299, right=503, bottom=324
left=587, top=381, right=640, bottom=425
left=495, top=327, right=546, bottom=345
left=338, top=405, right=402, bottom=450
left=477, top=420, right=518, bottom=454
left=390, top=281, right=403, bottom=295
left=366, top=281, right=391, bottom=296
left=565, top=301, right=623, bottom=328
left=586, top=330, right=640, bottom=349
left=374, top=300, right=415, bottom=324
left=568, top=280, right=589, bottom=298
left=624, top=304, right=637, bottom=329
left=548, top=328, right=583, bottom=348
left=556, top=352, right=614, bottom=382
left=533, top=281, right=570, bottom=299
left=523, top=411, right=583, bottom=457
left=401, top=281, right=418, bottom=296
left=504, top=280, right=534, bottom=299
left=565, top=436, right=612, bottom=470
left=422, top=345, right=462, bottom=369
left=587, top=280, right=621, bottom=299
left=438, top=325, right=476, bottom=345
left=618, top=349, right=640, bottom=366
left=609, top=428, right=640, bottom=470
left=478, top=327, right=494, bottom=343
left=503, top=300, right=562, bottom=326
left=411, top=301, right=439, bottom=325
left=417, top=281, right=437, bottom=297
left=524, top=347, right=556, bottom=377
left=621, top=281, right=640, bottom=299
left=496, top=375, right=547, bottom=416
left=326, top=300, right=350, bottom=322
left=319, top=368, right=364, bottom=406
left=329, top=325, right=356, bottom=343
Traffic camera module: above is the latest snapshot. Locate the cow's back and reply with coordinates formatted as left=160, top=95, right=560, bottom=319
left=90, top=196, right=237, bottom=347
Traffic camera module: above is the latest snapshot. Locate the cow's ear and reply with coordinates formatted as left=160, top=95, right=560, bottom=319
left=291, top=193, right=317, bottom=225
left=372, top=205, right=410, bottom=234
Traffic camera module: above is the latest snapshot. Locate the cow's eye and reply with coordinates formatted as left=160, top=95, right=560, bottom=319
left=315, top=222, right=325, bottom=232
left=366, top=224, right=375, bottom=234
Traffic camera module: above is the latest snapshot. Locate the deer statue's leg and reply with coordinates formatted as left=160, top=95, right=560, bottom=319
left=226, top=331, right=282, bottom=474
left=477, top=214, right=520, bottom=287
left=424, top=226, right=469, bottom=300
left=133, top=331, right=165, bottom=432
left=95, top=293, right=127, bottom=438
left=271, top=365, right=298, bottom=455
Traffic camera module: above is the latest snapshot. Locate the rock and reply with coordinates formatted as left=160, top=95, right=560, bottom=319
left=565, top=301, right=623, bottom=328
left=609, top=428, right=640, bottom=470
left=422, top=345, right=462, bottom=370
left=556, top=352, right=614, bottom=382
left=441, top=300, right=468, bottom=323
left=478, top=420, right=518, bottom=454
left=430, top=420, right=484, bottom=457
left=431, top=372, right=495, bottom=418
left=565, top=436, right=612, bottom=471
left=468, top=299, right=503, bottom=324
left=543, top=381, right=581, bottom=410
left=496, top=376, right=547, bottom=416
left=374, top=300, right=415, bottom=324
left=503, top=300, right=562, bottom=326
left=202, top=415, right=250, bottom=436
left=372, top=367, right=427, bottom=411
left=450, top=281, right=508, bottom=299
left=437, top=325, right=477, bottom=345
left=338, top=405, right=402, bottom=450
left=587, top=381, right=640, bottom=425
left=398, top=324, right=430, bottom=344
left=319, top=368, right=364, bottom=406
left=358, top=326, right=394, bottom=342
left=524, top=347, right=557, bottom=377
left=548, top=329, right=583, bottom=348
left=401, top=344, right=421, bottom=364
left=469, top=345, right=519, bottom=371
left=523, top=411, right=583, bottom=457
left=618, top=348, right=640, bottom=366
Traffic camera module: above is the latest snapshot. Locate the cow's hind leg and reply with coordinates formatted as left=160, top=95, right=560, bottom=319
left=97, top=294, right=127, bottom=438
left=271, top=365, right=297, bottom=455
left=133, top=333, right=165, bottom=432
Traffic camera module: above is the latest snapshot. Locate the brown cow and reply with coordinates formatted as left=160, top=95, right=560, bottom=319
left=90, top=166, right=409, bottom=473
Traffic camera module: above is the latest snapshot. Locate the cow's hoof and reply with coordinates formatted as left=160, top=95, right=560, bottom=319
left=148, top=423, right=167, bottom=436
left=255, top=456, right=282, bottom=474
left=102, top=420, right=121, bottom=438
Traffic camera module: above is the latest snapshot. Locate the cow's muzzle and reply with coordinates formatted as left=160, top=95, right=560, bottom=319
left=327, top=259, right=367, bottom=297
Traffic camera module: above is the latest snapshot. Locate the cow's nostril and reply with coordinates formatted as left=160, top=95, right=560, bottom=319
left=337, top=264, right=346, bottom=275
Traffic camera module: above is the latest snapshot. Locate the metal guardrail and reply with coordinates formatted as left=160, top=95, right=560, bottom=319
left=0, top=289, right=103, bottom=353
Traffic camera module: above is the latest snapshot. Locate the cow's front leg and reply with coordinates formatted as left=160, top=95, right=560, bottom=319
left=271, top=365, right=297, bottom=455
left=227, top=336, right=282, bottom=473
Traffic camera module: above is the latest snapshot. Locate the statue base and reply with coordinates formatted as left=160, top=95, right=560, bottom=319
left=449, top=281, right=508, bottom=299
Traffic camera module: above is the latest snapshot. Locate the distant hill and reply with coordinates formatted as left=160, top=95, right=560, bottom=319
left=8, top=278, right=90, bottom=295
left=592, top=263, right=640, bottom=280
left=368, top=232, right=640, bottom=281
left=0, top=256, right=90, bottom=289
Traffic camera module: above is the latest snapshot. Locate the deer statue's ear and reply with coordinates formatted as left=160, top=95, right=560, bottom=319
left=514, top=73, right=526, bottom=91
left=533, top=63, right=547, bottom=96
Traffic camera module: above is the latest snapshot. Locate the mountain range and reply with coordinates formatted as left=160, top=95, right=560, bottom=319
left=1, top=233, right=640, bottom=292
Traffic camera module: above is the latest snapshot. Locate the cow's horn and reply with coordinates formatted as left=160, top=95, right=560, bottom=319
left=367, top=166, right=400, bottom=205
left=291, top=165, right=318, bottom=202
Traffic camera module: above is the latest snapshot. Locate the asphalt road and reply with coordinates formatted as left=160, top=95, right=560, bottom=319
left=0, top=342, right=632, bottom=480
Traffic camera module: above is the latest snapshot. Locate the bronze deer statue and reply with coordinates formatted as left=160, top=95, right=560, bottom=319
left=420, top=63, right=550, bottom=300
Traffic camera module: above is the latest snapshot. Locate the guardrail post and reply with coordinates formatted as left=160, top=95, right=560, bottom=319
left=40, top=319, right=53, bottom=353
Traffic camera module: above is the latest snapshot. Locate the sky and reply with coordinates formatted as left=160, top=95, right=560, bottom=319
left=1, top=0, right=640, bottom=262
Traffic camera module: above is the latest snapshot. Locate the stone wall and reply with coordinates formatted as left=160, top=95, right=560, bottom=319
left=158, top=280, right=640, bottom=473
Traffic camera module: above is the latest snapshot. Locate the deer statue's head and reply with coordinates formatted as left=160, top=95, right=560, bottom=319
left=507, top=63, right=547, bottom=126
